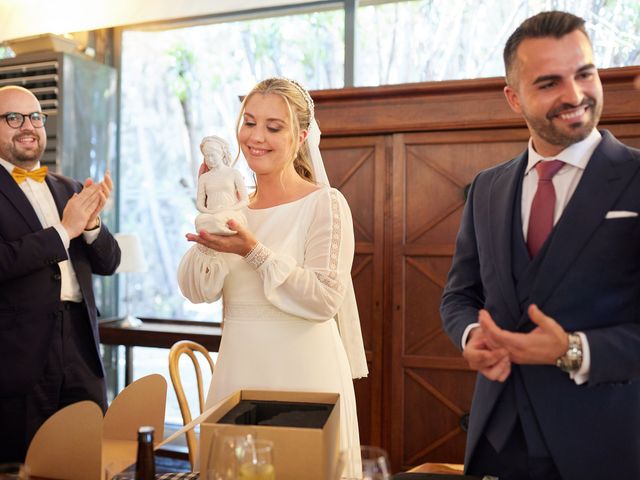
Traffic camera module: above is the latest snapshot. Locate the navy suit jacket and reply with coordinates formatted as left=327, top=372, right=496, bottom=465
left=0, top=167, right=120, bottom=397
left=441, top=130, right=640, bottom=479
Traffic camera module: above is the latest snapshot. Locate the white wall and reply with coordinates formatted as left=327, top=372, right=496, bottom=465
left=0, top=0, right=319, bottom=43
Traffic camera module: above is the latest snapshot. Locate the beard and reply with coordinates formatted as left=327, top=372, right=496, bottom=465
left=0, top=134, right=45, bottom=166
left=523, top=96, right=602, bottom=150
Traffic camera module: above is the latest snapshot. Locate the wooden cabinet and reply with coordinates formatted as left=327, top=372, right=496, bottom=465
left=314, top=67, right=640, bottom=472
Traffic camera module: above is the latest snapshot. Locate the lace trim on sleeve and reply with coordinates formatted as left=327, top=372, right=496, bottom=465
left=314, top=190, right=345, bottom=294
left=244, top=241, right=271, bottom=269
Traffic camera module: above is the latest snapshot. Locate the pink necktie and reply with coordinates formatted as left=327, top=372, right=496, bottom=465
left=527, top=160, right=564, bottom=257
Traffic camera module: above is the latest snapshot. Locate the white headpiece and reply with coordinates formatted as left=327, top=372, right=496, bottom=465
left=272, top=77, right=330, bottom=187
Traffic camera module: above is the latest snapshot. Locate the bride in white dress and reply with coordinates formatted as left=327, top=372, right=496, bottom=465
left=177, top=77, right=368, bottom=478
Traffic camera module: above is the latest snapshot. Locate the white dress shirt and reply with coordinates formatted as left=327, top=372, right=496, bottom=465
left=462, top=129, right=603, bottom=384
left=0, top=157, right=100, bottom=302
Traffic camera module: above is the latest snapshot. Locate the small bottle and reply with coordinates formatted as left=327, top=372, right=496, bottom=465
left=135, top=425, right=156, bottom=480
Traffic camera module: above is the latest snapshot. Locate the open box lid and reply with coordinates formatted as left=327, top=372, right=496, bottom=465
left=25, top=374, right=166, bottom=480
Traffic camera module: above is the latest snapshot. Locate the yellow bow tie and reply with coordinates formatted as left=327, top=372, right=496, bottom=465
left=11, top=166, right=48, bottom=184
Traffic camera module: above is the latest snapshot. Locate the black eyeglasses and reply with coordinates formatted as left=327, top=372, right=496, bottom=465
left=0, top=112, right=47, bottom=129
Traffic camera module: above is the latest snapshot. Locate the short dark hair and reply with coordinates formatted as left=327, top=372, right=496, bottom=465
left=504, top=11, right=590, bottom=85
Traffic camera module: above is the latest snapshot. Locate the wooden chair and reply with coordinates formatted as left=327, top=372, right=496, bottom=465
left=168, top=340, right=215, bottom=470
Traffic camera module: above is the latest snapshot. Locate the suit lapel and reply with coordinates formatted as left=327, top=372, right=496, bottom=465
left=531, top=131, right=640, bottom=308
left=0, top=167, right=43, bottom=232
left=488, top=152, right=528, bottom=323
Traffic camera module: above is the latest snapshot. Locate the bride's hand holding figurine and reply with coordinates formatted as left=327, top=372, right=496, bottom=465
left=186, top=219, right=257, bottom=256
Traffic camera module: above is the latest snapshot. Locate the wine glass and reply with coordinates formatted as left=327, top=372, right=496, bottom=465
left=236, top=438, right=275, bottom=480
left=359, top=446, right=391, bottom=480
left=335, top=445, right=391, bottom=480
left=0, top=463, right=29, bottom=480
left=205, top=434, right=240, bottom=480
left=206, top=433, right=265, bottom=480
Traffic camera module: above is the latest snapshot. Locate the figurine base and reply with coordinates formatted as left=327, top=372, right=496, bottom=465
left=195, top=211, right=247, bottom=236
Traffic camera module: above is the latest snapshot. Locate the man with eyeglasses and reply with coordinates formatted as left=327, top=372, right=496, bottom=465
left=0, top=85, right=121, bottom=462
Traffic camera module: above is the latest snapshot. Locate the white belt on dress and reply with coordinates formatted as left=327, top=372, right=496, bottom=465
left=224, top=303, right=305, bottom=323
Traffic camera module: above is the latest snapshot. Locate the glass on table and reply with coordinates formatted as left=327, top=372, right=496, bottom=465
left=205, top=433, right=246, bottom=480
left=360, top=445, right=391, bottom=480
left=0, top=463, right=29, bottom=480
left=205, top=433, right=274, bottom=480
left=337, top=445, right=391, bottom=480
left=236, top=438, right=274, bottom=480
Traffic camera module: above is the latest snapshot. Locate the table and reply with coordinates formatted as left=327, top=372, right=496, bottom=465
left=99, top=318, right=222, bottom=385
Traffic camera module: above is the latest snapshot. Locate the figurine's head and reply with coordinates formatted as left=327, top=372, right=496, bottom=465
left=200, top=135, right=232, bottom=168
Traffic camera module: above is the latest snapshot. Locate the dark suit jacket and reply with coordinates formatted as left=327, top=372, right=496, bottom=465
left=0, top=167, right=120, bottom=397
left=441, top=130, right=640, bottom=479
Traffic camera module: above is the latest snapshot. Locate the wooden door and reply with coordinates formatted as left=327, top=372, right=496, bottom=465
left=389, top=128, right=529, bottom=470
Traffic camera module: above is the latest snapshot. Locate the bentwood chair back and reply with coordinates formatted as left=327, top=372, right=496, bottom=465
left=168, top=340, right=215, bottom=470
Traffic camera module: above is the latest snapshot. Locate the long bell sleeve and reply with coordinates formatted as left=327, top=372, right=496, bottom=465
left=177, top=245, right=230, bottom=303
left=244, top=188, right=354, bottom=321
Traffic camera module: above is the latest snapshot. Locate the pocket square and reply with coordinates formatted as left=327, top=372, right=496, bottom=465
left=605, top=210, right=639, bottom=219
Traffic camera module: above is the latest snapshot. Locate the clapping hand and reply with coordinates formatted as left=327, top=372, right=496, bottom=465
left=82, top=170, right=113, bottom=230
left=61, top=170, right=113, bottom=238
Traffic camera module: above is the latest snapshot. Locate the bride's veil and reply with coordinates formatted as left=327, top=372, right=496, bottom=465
left=305, top=104, right=368, bottom=380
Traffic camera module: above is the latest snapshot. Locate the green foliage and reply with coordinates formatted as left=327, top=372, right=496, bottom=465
left=167, top=44, right=198, bottom=102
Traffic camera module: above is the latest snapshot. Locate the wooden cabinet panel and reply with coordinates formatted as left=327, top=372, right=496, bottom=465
left=391, top=130, right=533, bottom=470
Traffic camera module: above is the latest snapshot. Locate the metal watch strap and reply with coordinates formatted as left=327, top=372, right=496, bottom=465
left=556, top=333, right=583, bottom=373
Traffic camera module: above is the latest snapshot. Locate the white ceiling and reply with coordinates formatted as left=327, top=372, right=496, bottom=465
left=0, top=0, right=320, bottom=43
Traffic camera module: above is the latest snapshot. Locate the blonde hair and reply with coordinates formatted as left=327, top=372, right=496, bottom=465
left=235, top=78, right=315, bottom=183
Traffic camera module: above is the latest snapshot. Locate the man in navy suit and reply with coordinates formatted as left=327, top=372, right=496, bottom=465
left=0, top=86, right=121, bottom=461
left=441, top=11, right=640, bottom=480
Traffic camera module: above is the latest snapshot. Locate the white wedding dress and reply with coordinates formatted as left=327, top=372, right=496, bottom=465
left=178, top=187, right=365, bottom=477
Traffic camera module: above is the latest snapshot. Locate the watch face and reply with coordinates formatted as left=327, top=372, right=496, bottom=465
left=557, top=334, right=583, bottom=372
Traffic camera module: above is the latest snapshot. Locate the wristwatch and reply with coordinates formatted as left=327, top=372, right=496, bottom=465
left=556, top=333, right=583, bottom=373
left=84, top=216, right=101, bottom=231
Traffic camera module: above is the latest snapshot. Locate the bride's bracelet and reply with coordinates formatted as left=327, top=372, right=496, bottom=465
left=244, top=241, right=270, bottom=269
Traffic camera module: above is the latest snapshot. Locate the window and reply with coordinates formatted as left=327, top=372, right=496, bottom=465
left=119, top=8, right=344, bottom=322
left=119, top=1, right=639, bottom=322
left=355, top=0, right=640, bottom=86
